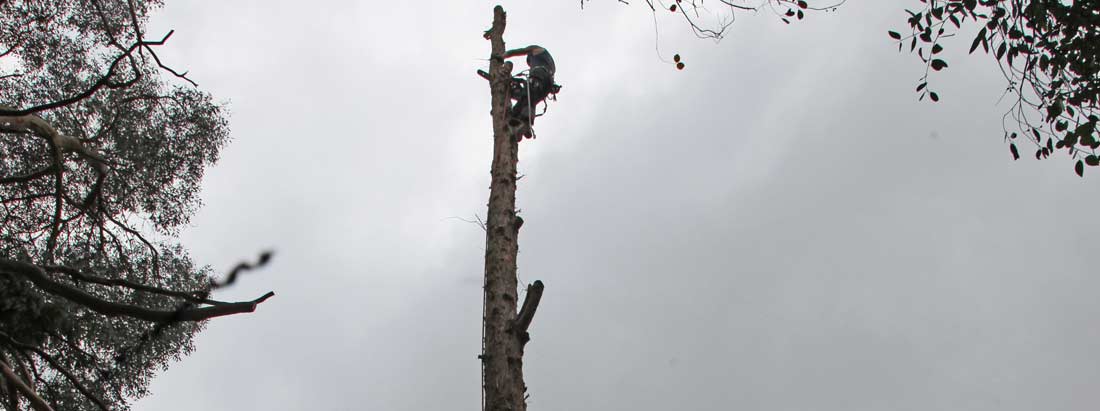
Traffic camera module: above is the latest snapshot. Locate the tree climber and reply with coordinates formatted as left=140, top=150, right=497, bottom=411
left=503, top=45, right=556, bottom=139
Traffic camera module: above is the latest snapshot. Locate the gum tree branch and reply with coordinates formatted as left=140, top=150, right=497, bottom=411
left=0, top=258, right=274, bottom=323
left=0, top=358, right=54, bottom=411
left=44, top=264, right=232, bottom=306
left=0, top=31, right=187, bottom=117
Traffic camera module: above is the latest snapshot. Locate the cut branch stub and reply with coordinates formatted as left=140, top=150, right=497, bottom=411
left=513, top=280, right=545, bottom=345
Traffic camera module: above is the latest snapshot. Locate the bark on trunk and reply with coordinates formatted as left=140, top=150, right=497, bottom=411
left=481, top=6, right=536, bottom=411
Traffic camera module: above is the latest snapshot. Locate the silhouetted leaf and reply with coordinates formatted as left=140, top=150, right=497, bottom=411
left=1076, top=121, right=1097, bottom=137
left=970, top=28, right=985, bottom=53
left=1076, top=160, right=1084, bottom=177
left=889, top=31, right=902, bottom=39
left=930, top=59, right=948, bottom=70
left=1010, top=143, right=1019, bottom=160
left=1047, top=101, right=1063, bottom=121
left=1080, top=132, right=1098, bottom=148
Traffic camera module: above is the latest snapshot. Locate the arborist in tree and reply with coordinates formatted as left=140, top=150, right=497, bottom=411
left=503, top=45, right=557, bottom=139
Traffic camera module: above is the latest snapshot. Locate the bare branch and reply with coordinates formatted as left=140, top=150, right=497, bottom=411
left=0, top=358, right=53, bottom=411
left=103, top=213, right=159, bottom=276
left=44, top=264, right=232, bottom=306
left=0, top=257, right=274, bottom=323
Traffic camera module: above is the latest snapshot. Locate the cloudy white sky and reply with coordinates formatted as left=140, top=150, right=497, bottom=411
left=132, top=1, right=1100, bottom=410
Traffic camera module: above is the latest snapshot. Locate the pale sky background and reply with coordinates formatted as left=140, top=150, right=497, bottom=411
left=132, top=1, right=1100, bottom=410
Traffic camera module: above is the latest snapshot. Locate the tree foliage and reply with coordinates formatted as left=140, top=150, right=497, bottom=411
left=583, top=0, right=845, bottom=39
left=889, top=0, right=1100, bottom=175
left=601, top=1, right=1098, bottom=175
left=0, top=1, right=272, bottom=410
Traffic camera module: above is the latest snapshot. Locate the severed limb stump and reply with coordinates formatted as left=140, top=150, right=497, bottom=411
left=512, top=280, right=545, bottom=345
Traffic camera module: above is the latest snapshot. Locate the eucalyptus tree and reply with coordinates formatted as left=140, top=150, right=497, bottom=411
left=0, top=2, right=272, bottom=410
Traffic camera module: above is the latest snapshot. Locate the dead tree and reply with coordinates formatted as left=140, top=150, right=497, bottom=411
left=480, top=6, right=545, bottom=411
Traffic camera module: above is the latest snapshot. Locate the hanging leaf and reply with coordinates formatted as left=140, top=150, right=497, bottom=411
left=970, top=28, right=986, bottom=53
left=1046, top=101, right=1063, bottom=121
left=929, top=92, right=940, bottom=101
left=1010, top=143, right=1019, bottom=160
left=1076, top=160, right=1085, bottom=177
left=889, top=31, right=902, bottom=39
left=930, top=59, right=948, bottom=70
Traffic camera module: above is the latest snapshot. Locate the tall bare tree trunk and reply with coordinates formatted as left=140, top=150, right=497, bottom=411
left=481, top=6, right=544, bottom=411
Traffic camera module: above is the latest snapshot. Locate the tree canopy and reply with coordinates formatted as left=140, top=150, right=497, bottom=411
left=0, top=1, right=271, bottom=410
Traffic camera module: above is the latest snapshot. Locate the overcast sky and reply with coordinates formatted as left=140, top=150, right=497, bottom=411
left=132, top=1, right=1100, bottom=410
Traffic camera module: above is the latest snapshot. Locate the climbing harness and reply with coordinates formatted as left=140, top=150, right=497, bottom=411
left=477, top=68, right=561, bottom=141
left=511, top=70, right=562, bottom=140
